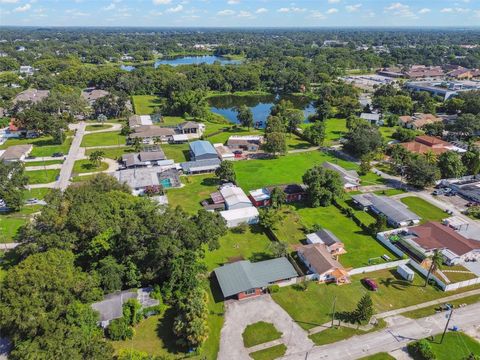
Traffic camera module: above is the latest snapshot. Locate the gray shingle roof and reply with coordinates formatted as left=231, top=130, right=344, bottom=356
left=214, top=258, right=298, bottom=298
left=180, top=158, right=221, bottom=173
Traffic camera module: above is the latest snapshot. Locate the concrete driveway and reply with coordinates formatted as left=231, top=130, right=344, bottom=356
left=218, top=295, right=313, bottom=360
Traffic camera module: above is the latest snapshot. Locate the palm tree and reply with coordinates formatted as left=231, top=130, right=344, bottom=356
left=424, top=150, right=437, bottom=165
left=424, top=249, right=443, bottom=287
left=89, top=150, right=104, bottom=168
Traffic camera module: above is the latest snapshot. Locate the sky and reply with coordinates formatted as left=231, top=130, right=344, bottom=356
left=1, top=0, right=480, bottom=27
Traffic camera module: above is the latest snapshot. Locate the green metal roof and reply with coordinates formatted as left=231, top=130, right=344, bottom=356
left=214, top=257, right=298, bottom=298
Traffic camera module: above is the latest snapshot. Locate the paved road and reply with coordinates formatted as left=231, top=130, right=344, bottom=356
left=281, top=302, right=480, bottom=360
left=55, top=122, right=86, bottom=190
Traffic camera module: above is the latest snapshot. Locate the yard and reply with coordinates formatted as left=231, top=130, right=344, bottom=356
left=24, top=159, right=64, bottom=166
left=72, top=159, right=109, bottom=174
left=23, top=188, right=51, bottom=200
left=131, top=95, right=163, bottom=115
left=324, top=118, right=347, bottom=145
left=358, top=353, right=395, bottom=360
left=402, top=294, right=480, bottom=319
left=427, top=332, right=480, bottom=360
left=233, top=151, right=383, bottom=192
left=309, top=324, right=383, bottom=346
left=85, top=124, right=114, bottom=131
left=85, top=146, right=131, bottom=161
left=271, top=267, right=480, bottom=331
left=399, top=196, right=446, bottom=223
left=0, top=205, right=42, bottom=243
left=162, top=143, right=190, bottom=163
left=242, top=321, right=282, bottom=348
left=81, top=131, right=126, bottom=147
left=25, top=169, right=60, bottom=184
left=0, top=136, right=73, bottom=158
left=166, top=175, right=220, bottom=214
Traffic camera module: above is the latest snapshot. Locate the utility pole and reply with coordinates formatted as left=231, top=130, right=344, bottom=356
left=441, top=306, right=453, bottom=344
left=331, top=296, right=337, bottom=327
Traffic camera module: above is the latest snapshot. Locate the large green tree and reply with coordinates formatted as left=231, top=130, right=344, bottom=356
left=344, top=124, right=383, bottom=158
left=0, top=161, right=28, bottom=211
left=404, top=155, right=440, bottom=188
left=303, top=166, right=344, bottom=207
left=438, top=151, right=466, bottom=179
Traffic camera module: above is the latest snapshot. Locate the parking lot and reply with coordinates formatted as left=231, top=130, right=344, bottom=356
left=435, top=193, right=471, bottom=211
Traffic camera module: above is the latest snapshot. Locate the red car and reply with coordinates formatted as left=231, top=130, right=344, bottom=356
left=362, top=278, right=378, bottom=291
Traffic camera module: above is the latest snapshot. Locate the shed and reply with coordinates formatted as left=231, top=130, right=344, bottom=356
left=220, top=206, right=259, bottom=228
left=397, top=264, right=414, bottom=281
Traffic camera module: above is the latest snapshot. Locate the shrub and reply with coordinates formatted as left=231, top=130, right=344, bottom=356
left=105, top=318, right=133, bottom=341
left=407, top=339, right=436, bottom=360
left=268, top=285, right=280, bottom=293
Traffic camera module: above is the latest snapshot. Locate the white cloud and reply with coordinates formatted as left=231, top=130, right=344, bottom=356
left=0, top=0, right=20, bottom=3
left=326, top=8, right=338, bottom=14
left=238, top=10, right=252, bottom=17
left=227, top=0, right=240, bottom=4
left=255, top=7, right=267, bottom=14
left=13, top=3, right=31, bottom=12
left=103, top=3, right=116, bottom=10
left=440, top=7, right=469, bottom=13
left=277, top=7, right=306, bottom=13
left=418, top=8, right=430, bottom=14
left=217, top=9, right=235, bottom=16
left=149, top=10, right=163, bottom=16
left=152, top=0, right=171, bottom=4
left=345, top=4, right=361, bottom=12
left=309, top=10, right=326, bottom=19
left=166, top=4, right=183, bottom=12
left=328, top=0, right=340, bottom=3
left=65, top=8, right=89, bottom=16
left=475, top=10, right=480, bottom=17
left=384, top=3, right=416, bottom=18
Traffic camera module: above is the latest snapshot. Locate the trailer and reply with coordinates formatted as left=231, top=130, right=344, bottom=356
left=397, top=264, right=415, bottom=281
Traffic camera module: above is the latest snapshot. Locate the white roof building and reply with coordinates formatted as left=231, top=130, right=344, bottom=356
left=220, top=207, right=260, bottom=228
left=219, top=185, right=253, bottom=210
left=214, top=143, right=235, bottom=161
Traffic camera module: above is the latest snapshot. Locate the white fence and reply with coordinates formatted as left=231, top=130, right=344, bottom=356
left=348, top=259, right=409, bottom=276
left=444, top=277, right=480, bottom=291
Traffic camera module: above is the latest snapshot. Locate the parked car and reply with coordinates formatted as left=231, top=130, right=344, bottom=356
left=26, top=155, right=36, bottom=160
left=52, top=152, right=64, bottom=157
left=26, top=198, right=39, bottom=204
left=432, top=189, right=445, bottom=196
left=362, top=278, right=378, bottom=291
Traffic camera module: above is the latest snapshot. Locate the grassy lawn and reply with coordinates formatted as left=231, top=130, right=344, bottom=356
left=439, top=268, right=478, bottom=283
left=162, top=143, right=190, bottom=163
left=324, top=118, right=347, bottom=145
left=234, top=151, right=381, bottom=192
left=428, top=332, right=480, bottom=360
left=0, top=205, right=42, bottom=243
left=272, top=267, right=480, bottom=330
left=309, top=324, right=384, bottom=346
left=132, top=95, right=163, bottom=115
left=286, top=135, right=312, bottom=150
left=161, top=116, right=185, bottom=126
left=249, top=344, right=287, bottom=360
left=25, top=169, right=60, bottom=184
left=358, top=353, right=395, bottom=360
left=0, top=136, right=73, bottom=158
left=85, top=124, right=114, bottom=131
left=85, top=146, right=131, bottom=161
left=242, top=322, right=282, bottom=348
left=402, top=294, right=480, bottom=319
left=373, top=188, right=406, bottom=196
left=72, top=159, right=109, bottom=174
left=24, top=159, right=63, bottom=166
left=274, top=204, right=397, bottom=268
left=167, top=175, right=220, bottom=214
left=81, top=131, right=125, bottom=147
left=378, top=126, right=397, bottom=142
left=23, top=188, right=51, bottom=200
left=399, top=196, right=446, bottom=223
left=204, top=225, right=274, bottom=271
left=206, top=126, right=261, bottom=144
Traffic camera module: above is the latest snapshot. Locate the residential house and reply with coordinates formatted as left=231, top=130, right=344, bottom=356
left=189, top=140, right=218, bottom=161
left=180, top=158, right=221, bottom=174
left=297, top=244, right=350, bottom=284
left=112, top=167, right=180, bottom=195
left=81, top=88, right=110, bottom=105
left=322, top=162, right=360, bottom=191
left=248, top=188, right=272, bottom=207
left=447, top=67, right=474, bottom=80
left=19, top=66, right=34, bottom=76
left=91, top=288, right=159, bottom=328
left=177, top=121, right=205, bottom=138
left=399, top=135, right=466, bottom=156
left=0, top=144, right=32, bottom=163
left=352, top=193, right=421, bottom=227
left=121, top=150, right=169, bottom=168
left=360, top=112, right=382, bottom=126
left=398, top=113, right=442, bottom=130
left=12, top=88, right=50, bottom=105
left=305, top=229, right=347, bottom=258
left=227, top=135, right=264, bottom=152
left=214, top=258, right=298, bottom=300
left=214, top=143, right=235, bottom=161
left=129, top=115, right=153, bottom=128
left=249, top=184, right=307, bottom=207
left=129, top=125, right=175, bottom=144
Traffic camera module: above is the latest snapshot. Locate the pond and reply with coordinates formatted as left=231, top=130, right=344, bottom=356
left=208, top=94, right=316, bottom=127
left=154, top=55, right=241, bottom=67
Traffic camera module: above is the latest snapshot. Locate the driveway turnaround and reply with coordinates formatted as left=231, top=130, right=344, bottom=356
left=218, top=295, right=314, bottom=360
left=280, top=302, right=480, bottom=360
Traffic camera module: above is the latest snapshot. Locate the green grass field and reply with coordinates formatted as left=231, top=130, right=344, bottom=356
left=85, top=146, right=131, bottom=161
left=358, top=353, right=395, bottom=360
left=399, top=196, right=446, bottom=223
left=204, top=225, right=274, bottom=271
left=1, top=136, right=72, bottom=158
left=24, top=159, right=64, bottom=166
left=25, top=169, right=60, bottom=184
left=272, top=267, right=480, bottom=330
left=85, top=124, right=114, bottom=131
left=162, top=143, right=190, bottom=163
left=242, top=322, right=282, bottom=348
left=0, top=205, right=42, bottom=243
left=131, top=95, right=163, bottom=115
left=72, top=159, right=109, bottom=174
left=427, top=332, right=480, bottom=360
left=324, top=118, right=347, bottom=145
left=167, top=175, right=220, bottom=214
left=23, top=188, right=51, bottom=200
left=250, top=344, right=287, bottom=360
left=309, top=324, right=385, bottom=346
left=81, top=131, right=126, bottom=147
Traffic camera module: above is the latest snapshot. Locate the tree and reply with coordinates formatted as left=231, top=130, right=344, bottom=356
left=259, top=208, right=283, bottom=230
left=385, top=114, right=399, bottom=127
left=315, top=100, right=331, bottom=121
left=438, top=151, right=466, bottom=179
left=369, top=214, right=387, bottom=235
left=271, top=241, right=288, bottom=258
left=423, top=122, right=444, bottom=137
left=270, top=187, right=286, bottom=209
left=215, top=161, right=236, bottom=183
left=303, top=166, right=344, bottom=207
left=236, top=105, right=253, bottom=130
left=285, top=109, right=304, bottom=134
left=462, top=147, right=480, bottom=176
left=450, top=114, right=480, bottom=139
left=89, top=150, right=105, bottom=168
left=407, top=339, right=436, bottom=360
left=344, top=124, right=383, bottom=158
left=264, top=132, right=287, bottom=156
left=123, top=298, right=143, bottom=326
left=303, top=121, right=326, bottom=146
left=132, top=137, right=142, bottom=152
left=404, top=155, right=440, bottom=188
left=359, top=152, right=374, bottom=175
left=97, top=114, right=107, bottom=124
left=96, top=255, right=125, bottom=293
left=106, top=318, right=133, bottom=341
left=0, top=161, right=28, bottom=211
left=392, top=127, right=416, bottom=142
left=424, top=249, right=443, bottom=287
left=265, top=115, right=286, bottom=134
left=354, top=294, right=374, bottom=324
left=337, top=96, right=360, bottom=118
left=192, top=209, right=227, bottom=251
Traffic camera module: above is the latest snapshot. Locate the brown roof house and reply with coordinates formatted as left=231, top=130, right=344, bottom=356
left=128, top=125, right=175, bottom=144
left=12, top=88, right=50, bottom=105
left=399, top=135, right=463, bottom=156
left=297, top=243, right=350, bottom=284
left=81, top=88, right=110, bottom=105
left=399, top=113, right=443, bottom=130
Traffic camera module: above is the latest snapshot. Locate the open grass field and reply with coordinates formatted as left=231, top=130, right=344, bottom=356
left=24, top=159, right=63, bottom=166
left=72, top=159, right=109, bottom=174
left=242, top=322, right=282, bottom=348
left=308, top=323, right=385, bottom=346
left=378, top=126, right=397, bottom=142
left=204, top=225, right=274, bottom=271
left=358, top=353, right=395, bottom=360
left=250, top=344, right=287, bottom=360
left=167, top=175, right=220, bottom=214
left=373, top=188, right=406, bottom=197
left=85, top=124, right=114, bottom=131
left=26, top=169, right=60, bottom=184
left=428, top=332, right=480, bottom=360
left=233, top=151, right=383, bottom=192
left=324, top=118, right=347, bottom=145
left=132, top=95, right=162, bottom=115
left=0, top=205, right=42, bottom=243
left=162, top=143, right=190, bottom=163
left=85, top=146, right=131, bottom=160
left=81, top=131, right=126, bottom=147
left=272, top=267, right=480, bottom=331
left=1, top=136, right=73, bottom=158
left=399, top=196, right=446, bottom=223
left=23, top=188, right=51, bottom=200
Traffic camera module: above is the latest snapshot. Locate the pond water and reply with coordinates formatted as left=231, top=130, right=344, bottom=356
left=209, top=94, right=316, bottom=127
left=154, top=55, right=241, bottom=67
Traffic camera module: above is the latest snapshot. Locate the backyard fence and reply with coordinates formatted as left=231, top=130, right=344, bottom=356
left=444, top=278, right=480, bottom=291
left=348, top=259, right=409, bottom=276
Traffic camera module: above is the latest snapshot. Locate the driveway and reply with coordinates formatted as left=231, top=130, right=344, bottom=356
left=218, top=295, right=313, bottom=360
left=55, top=122, right=86, bottom=190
